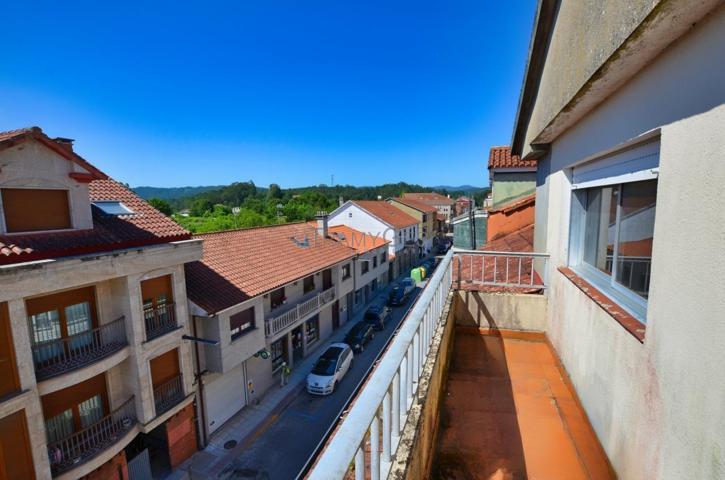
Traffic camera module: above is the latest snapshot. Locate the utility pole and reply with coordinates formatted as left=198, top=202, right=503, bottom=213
left=469, top=198, right=476, bottom=249
left=331, top=174, right=334, bottom=187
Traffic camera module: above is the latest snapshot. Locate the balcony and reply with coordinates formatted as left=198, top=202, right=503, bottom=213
left=307, top=250, right=613, bottom=479
left=154, top=374, right=185, bottom=417
left=265, top=286, right=335, bottom=338
left=144, top=302, right=178, bottom=341
left=47, top=396, right=137, bottom=477
left=32, top=317, right=128, bottom=381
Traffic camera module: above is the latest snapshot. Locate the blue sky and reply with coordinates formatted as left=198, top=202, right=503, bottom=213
left=1, top=1, right=536, bottom=189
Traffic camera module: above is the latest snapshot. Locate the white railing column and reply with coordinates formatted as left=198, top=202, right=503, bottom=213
left=392, top=370, right=400, bottom=436
left=399, top=358, right=407, bottom=421
left=370, top=415, right=380, bottom=480
left=413, top=331, right=420, bottom=381
left=406, top=345, right=413, bottom=406
left=382, top=390, right=391, bottom=463
left=355, top=445, right=365, bottom=480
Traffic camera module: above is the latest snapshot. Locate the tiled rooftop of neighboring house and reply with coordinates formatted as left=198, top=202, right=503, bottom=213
left=0, top=128, right=191, bottom=265
left=482, top=223, right=534, bottom=252
left=327, top=225, right=389, bottom=254
left=389, top=197, right=438, bottom=213
left=487, top=193, right=536, bottom=215
left=488, top=145, right=538, bottom=170
left=353, top=201, right=419, bottom=229
left=185, top=223, right=357, bottom=314
left=402, top=192, right=455, bottom=206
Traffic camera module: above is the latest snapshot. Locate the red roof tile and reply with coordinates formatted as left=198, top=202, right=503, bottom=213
left=481, top=224, right=534, bottom=252
left=185, top=223, right=356, bottom=314
left=487, top=193, right=536, bottom=214
left=388, top=197, right=437, bottom=214
left=402, top=192, right=455, bottom=206
left=488, top=146, right=537, bottom=170
left=354, top=201, right=418, bottom=229
left=0, top=179, right=192, bottom=265
left=327, top=225, right=389, bottom=254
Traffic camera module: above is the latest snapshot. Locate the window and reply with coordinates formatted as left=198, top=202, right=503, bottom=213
left=380, top=252, right=386, bottom=264
left=373, top=256, right=377, bottom=268
left=361, top=261, right=369, bottom=274
left=342, top=263, right=351, bottom=280
left=92, top=201, right=134, bottom=216
left=303, top=275, right=315, bottom=294
left=305, top=315, right=319, bottom=345
left=271, top=338, right=285, bottom=371
left=571, top=179, right=657, bottom=319
left=1, top=188, right=71, bottom=233
left=270, top=287, right=285, bottom=309
left=78, top=394, right=104, bottom=428
left=230, top=307, right=255, bottom=340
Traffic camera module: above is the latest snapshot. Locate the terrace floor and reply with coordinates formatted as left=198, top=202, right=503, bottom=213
left=433, top=328, right=614, bottom=480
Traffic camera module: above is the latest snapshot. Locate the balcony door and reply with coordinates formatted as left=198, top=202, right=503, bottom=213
left=322, top=268, right=332, bottom=290
left=0, top=410, right=36, bottom=480
left=26, top=287, right=97, bottom=365
left=41, top=373, right=108, bottom=444
left=141, top=275, right=174, bottom=339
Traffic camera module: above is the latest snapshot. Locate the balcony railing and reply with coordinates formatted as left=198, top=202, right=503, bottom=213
left=47, top=396, right=136, bottom=477
left=144, top=303, right=178, bottom=341
left=32, top=317, right=128, bottom=381
left=265, top=286, right=336, bottom=337
left=308, top=250, right=454, bottom=480
left=453, top=249, right=549, bottom=289
left=153, top=374, right=185, bottom=417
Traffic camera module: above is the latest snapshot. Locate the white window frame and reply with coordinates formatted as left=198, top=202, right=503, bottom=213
left=568, top=135, right=660, bottom=323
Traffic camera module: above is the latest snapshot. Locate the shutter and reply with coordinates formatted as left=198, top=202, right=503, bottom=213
left=204, top=364, right=246, bottom=434
left=572, top=140, right=659, bottom=190
left=1, top=188, right=71, bottom=232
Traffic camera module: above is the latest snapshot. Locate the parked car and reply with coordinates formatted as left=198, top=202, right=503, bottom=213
left=388, top=286, right=408, bottom=306
left=422, top=259, right=436, bottom=273
left=364, top=304, right=391, bottom=330
left=344, top=321, right=375, bottom=352
left=401, top=277, right=416, bottom=295
left=306, top=343, right=354, bottom=395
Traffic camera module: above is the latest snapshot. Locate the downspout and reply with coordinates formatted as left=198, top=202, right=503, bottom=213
left=192, top=315, right=209, bottom=447
left=352, top=256, right=358, bottom=314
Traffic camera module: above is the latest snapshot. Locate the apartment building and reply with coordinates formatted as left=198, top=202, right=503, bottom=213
left=327, top=224, right=391, bottom=308
left=328, top=200, right=419, bottom=279
left=387, top=197, right=438, bottom=255
left=184, top=219, right=356, bottom=440
left=487, top=146, right=537, bottom=208
left=0, top=127, right=202, bottom=480
left=401, top=192, right=455, bottom=223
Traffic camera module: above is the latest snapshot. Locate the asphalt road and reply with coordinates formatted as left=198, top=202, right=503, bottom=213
left=215, top=278, right=428, bottom=480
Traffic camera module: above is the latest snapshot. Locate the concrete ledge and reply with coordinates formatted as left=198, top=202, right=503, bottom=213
left=37, top=346, right=131, bottom=395
left=455, top=289, right=547, bottom=332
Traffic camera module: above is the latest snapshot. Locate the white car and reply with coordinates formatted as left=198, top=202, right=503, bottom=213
left=306, top=343, right=354, bottom=395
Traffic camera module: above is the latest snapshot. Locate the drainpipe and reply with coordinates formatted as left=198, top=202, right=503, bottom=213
left=352, top=256, right=358, bottom=315
left=192, top=315, right=209, bottom=448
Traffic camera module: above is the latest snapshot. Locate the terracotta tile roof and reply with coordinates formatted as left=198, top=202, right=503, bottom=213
left=488, top=146, right=537, bottom=170
left=389, top=197, right=437, bottom=213
left=185, top=223, right=356, bottom=314
left=0, top=179, right=192, bottom=265
left=353, top=201, right=418, bottom=229
left=487, top=193, right=536, bottom=214
left=481, top=224, right=534, bottom=252
left=402, top=192, right=455, bottom=206
left=327, top=225, right=389, bottom=254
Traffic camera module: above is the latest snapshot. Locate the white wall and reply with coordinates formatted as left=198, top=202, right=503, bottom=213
left=329, top=202, right=401, bottom=255
left=536, top=9, right=725, bottom=479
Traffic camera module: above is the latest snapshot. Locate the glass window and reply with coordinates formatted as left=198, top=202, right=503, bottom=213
left=582, top=185, right=618, bottom=275
left=92, top=201, right=134, bottom=215
left=78, top=394, right=104, bottom=429
left=230, top=307, right=255, bottom=340
left=342, top=263, right=351, bottom=279
left=46, top=409, right=74, bottom=443
left=305, top=316, right=319, bottom=345
left=303, top=276, right=315, bottom=294
left=30, top=310, right=61, bottom=344
left=271, top=338, right=285, bottom=371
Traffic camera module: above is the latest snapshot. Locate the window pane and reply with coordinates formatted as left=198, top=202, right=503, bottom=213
left=65, top=302, right=92, bottom=336
left=79, top=394, right=104, bottom=429
left=30, top=310, right=61, bottom=344
left=46, top=409, right=74, bottom=443
left=582, top=186, right=618, bottom=275
left=615, top=180, right=657, bottom=298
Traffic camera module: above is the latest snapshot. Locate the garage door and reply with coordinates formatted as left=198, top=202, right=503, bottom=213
left=204, top=363, right=246, bottom=434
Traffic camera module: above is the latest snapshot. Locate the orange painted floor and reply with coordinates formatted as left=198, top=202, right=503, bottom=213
left=432, top=329, right=614, bottom=480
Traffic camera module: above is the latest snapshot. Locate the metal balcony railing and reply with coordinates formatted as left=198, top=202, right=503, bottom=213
left=144, top=303, right=178, bottom=341
left=32, top=317, right=128, bottom=381
left=265, top=286, right=336, bottom=337
left=153, top=374, right=185, bottom=417
left=308, top=250, right=454, bottom=480
left=47, top=396, right=136, bottom=477
left=453, top=249, right=549, bottom=289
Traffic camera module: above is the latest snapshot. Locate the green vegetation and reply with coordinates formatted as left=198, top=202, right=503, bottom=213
left=139, top=181, right=489, bottom=234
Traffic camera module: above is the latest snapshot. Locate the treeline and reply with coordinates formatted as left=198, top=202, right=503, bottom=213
left=146, top=181, right=488, bottom=234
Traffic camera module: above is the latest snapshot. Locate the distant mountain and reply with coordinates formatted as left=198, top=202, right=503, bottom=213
left=432, top=185, right=488, bottom=193
left=133, top=185, right=224, bottom=201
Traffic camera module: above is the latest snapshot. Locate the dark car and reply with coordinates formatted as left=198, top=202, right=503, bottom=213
left=387, top=286, right=408, bottom=306
left=344, top=321, right=375, bottom=352
left=364, top=304, right=391, bottom=330
left=422, top=259, right=436, bottom=273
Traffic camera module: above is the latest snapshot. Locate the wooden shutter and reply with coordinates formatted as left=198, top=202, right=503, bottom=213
left=0, top=303, right=19, bottom=398
left=150, top=348, right=180, bottom=388
left=1, top=188, right=71, bottom=233
left=230, top=308, right=255, bottom=332
left=0, top=410, right=36, bottom=480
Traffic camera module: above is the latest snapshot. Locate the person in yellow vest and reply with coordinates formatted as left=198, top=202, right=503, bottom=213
left=280, top=361, right=292, bottom=387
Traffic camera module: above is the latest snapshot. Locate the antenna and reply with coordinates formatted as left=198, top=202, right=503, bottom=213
left=331, top=174, right=334, bottom=186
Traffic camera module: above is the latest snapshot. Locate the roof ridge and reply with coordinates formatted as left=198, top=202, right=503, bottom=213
left=192, top=220, right=310, bottom=237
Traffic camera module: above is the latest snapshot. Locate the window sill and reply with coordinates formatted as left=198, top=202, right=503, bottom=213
left=558, top=267, right=646, bottom=343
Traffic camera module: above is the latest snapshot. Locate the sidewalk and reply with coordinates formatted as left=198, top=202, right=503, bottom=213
left=180, top=279, right=401, bottom=479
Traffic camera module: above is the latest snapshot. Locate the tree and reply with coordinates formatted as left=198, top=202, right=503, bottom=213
left=148, top=198, right=173, bottom=216
left=267, top=183, right=283, bottom=199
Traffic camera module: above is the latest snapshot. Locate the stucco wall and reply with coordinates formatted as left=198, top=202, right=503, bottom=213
left=491, top=172, right=536, bottom=207
left=454, top=291, right=547, bottom=332
left=535, top=9, right=725, bottom=479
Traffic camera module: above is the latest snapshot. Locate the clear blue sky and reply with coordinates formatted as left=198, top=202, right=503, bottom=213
left=1, top=1, right=536, bottom=189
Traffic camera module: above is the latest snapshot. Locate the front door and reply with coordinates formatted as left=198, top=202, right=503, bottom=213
left=292, top=326, right=304, bottom=363
left=332, top=301, right=340, bottom=330
left=322, top=269, right=333, bottom=290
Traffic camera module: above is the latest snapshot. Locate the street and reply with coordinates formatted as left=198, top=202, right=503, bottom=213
left=213, top=276, right=429, bottom=480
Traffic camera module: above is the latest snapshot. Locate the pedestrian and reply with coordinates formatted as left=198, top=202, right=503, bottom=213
left=280, top=362, right=291, bottom=387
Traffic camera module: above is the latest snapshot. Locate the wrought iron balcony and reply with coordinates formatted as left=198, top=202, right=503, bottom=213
left=144, top=302, right=178, bottom=341
left=47, top=396, right=136, bottom=477
left=32, top=317, right=128, bottom=381
left=154, top=374, right=185, bottom=417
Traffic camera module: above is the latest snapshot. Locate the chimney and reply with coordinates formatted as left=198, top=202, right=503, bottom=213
left=338, top=196, right=344, bottom=207
left=315, top=211, right=329, bottom=238
left=53, top=137, right=75, bottom=154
